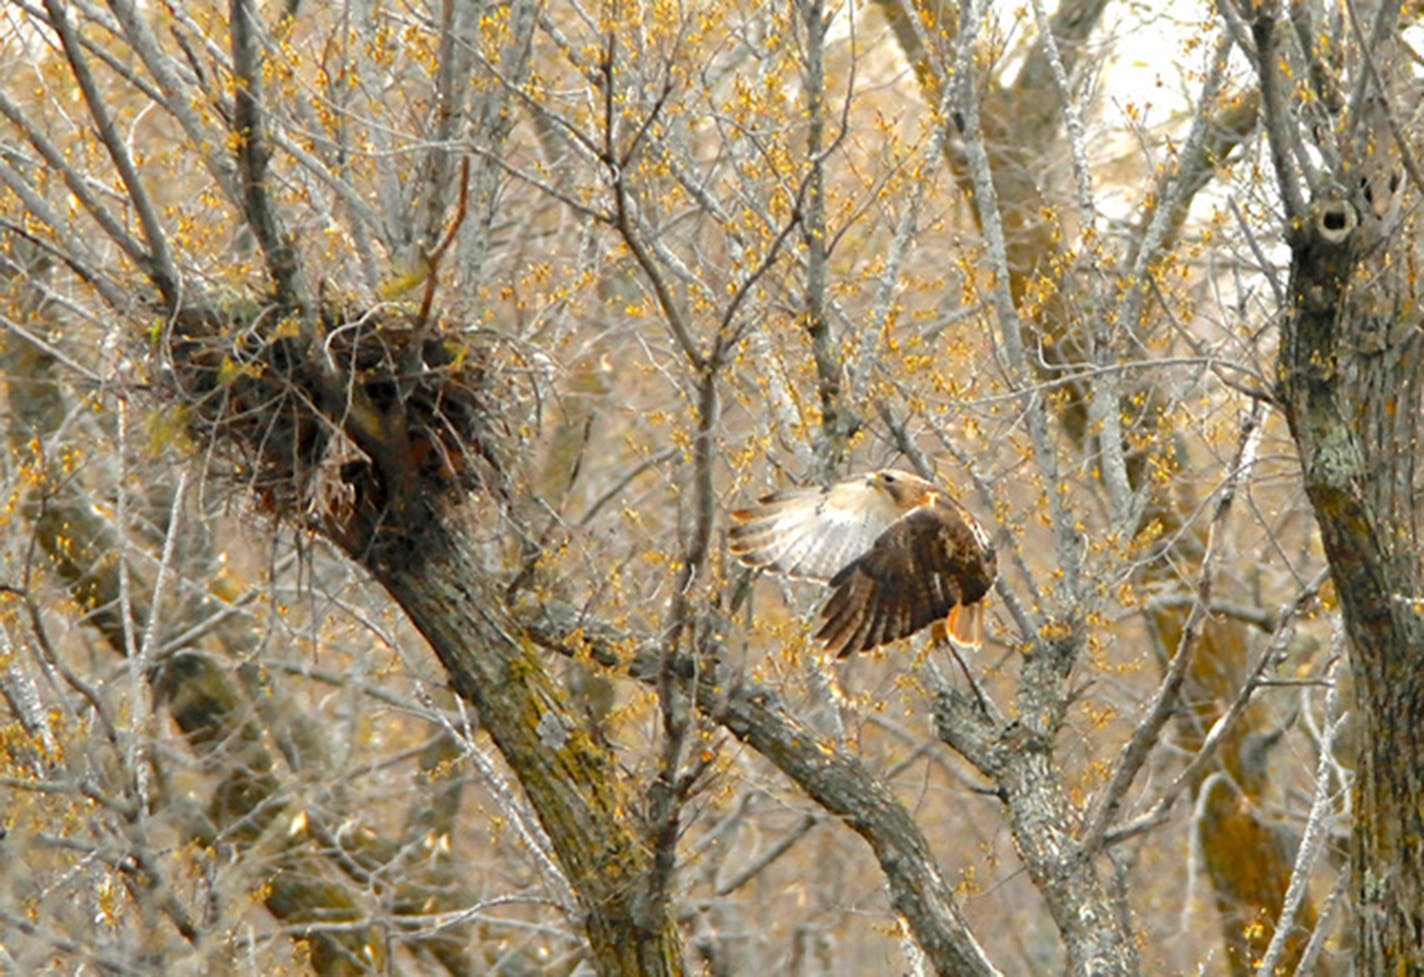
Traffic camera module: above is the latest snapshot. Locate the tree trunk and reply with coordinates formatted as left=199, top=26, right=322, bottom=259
left=1276, top=179, right=1424, bottom=977
left=363, top=519, right=687, bottom=977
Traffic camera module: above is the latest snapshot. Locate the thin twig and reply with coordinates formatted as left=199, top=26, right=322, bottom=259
left=229, top=0, right=309, bottom=315
left=1245, top=7, right=1307, bottom=219
left=42, top=0, right=180, bottom=302
left=715, top=813, right=820, bottom=896
left=1254, top=656, right=1345, bottom=977
left=1098, top=567, right=1330, bottom=855
left=416, top=157, right=472, bottom=332
left=1079, top=399, right=1265, bottom=856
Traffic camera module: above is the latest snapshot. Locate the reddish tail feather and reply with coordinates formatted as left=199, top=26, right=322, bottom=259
left=945, top=602, right=984, bottom=650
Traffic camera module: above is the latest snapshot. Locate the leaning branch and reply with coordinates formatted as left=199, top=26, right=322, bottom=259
left=229, top=0, right=308, bottom=314
left=524, top=602, right=1003, bottom=977
left=41, top=0, right=180, bottom=303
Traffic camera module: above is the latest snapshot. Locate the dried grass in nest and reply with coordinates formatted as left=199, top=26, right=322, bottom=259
left=161, top=301, right=521, bottom=540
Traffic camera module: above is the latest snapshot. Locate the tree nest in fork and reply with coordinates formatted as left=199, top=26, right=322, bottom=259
left=158, top=300, right=523, bottom=559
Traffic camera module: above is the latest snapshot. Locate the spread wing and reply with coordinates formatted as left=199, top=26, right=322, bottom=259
left=816, top=501, right=997, bottom=657
left=728, top=478, right=905, bottom=582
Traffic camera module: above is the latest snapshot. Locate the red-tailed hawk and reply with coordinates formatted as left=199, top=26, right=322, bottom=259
left=728, top=470, right=997, bottom=657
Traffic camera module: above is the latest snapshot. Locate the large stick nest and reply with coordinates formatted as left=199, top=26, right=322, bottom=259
left=159, top=300, right=527, bottom=557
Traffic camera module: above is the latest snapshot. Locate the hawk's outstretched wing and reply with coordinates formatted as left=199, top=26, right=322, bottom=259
left=816, top=502, right=995, bottom=657
left=727, top=479, right=907, bottom=582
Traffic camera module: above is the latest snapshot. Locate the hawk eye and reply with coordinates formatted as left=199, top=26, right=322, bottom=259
left=882, top=473, right=896, bottom=483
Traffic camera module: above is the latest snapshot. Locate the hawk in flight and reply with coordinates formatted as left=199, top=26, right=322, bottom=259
left=729, top=470, right=997, bottom=657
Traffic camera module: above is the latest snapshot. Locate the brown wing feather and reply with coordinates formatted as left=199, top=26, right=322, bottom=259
left=816, top=500, right=996, bottom=657
left=930, top=494, right=996, bottom=605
